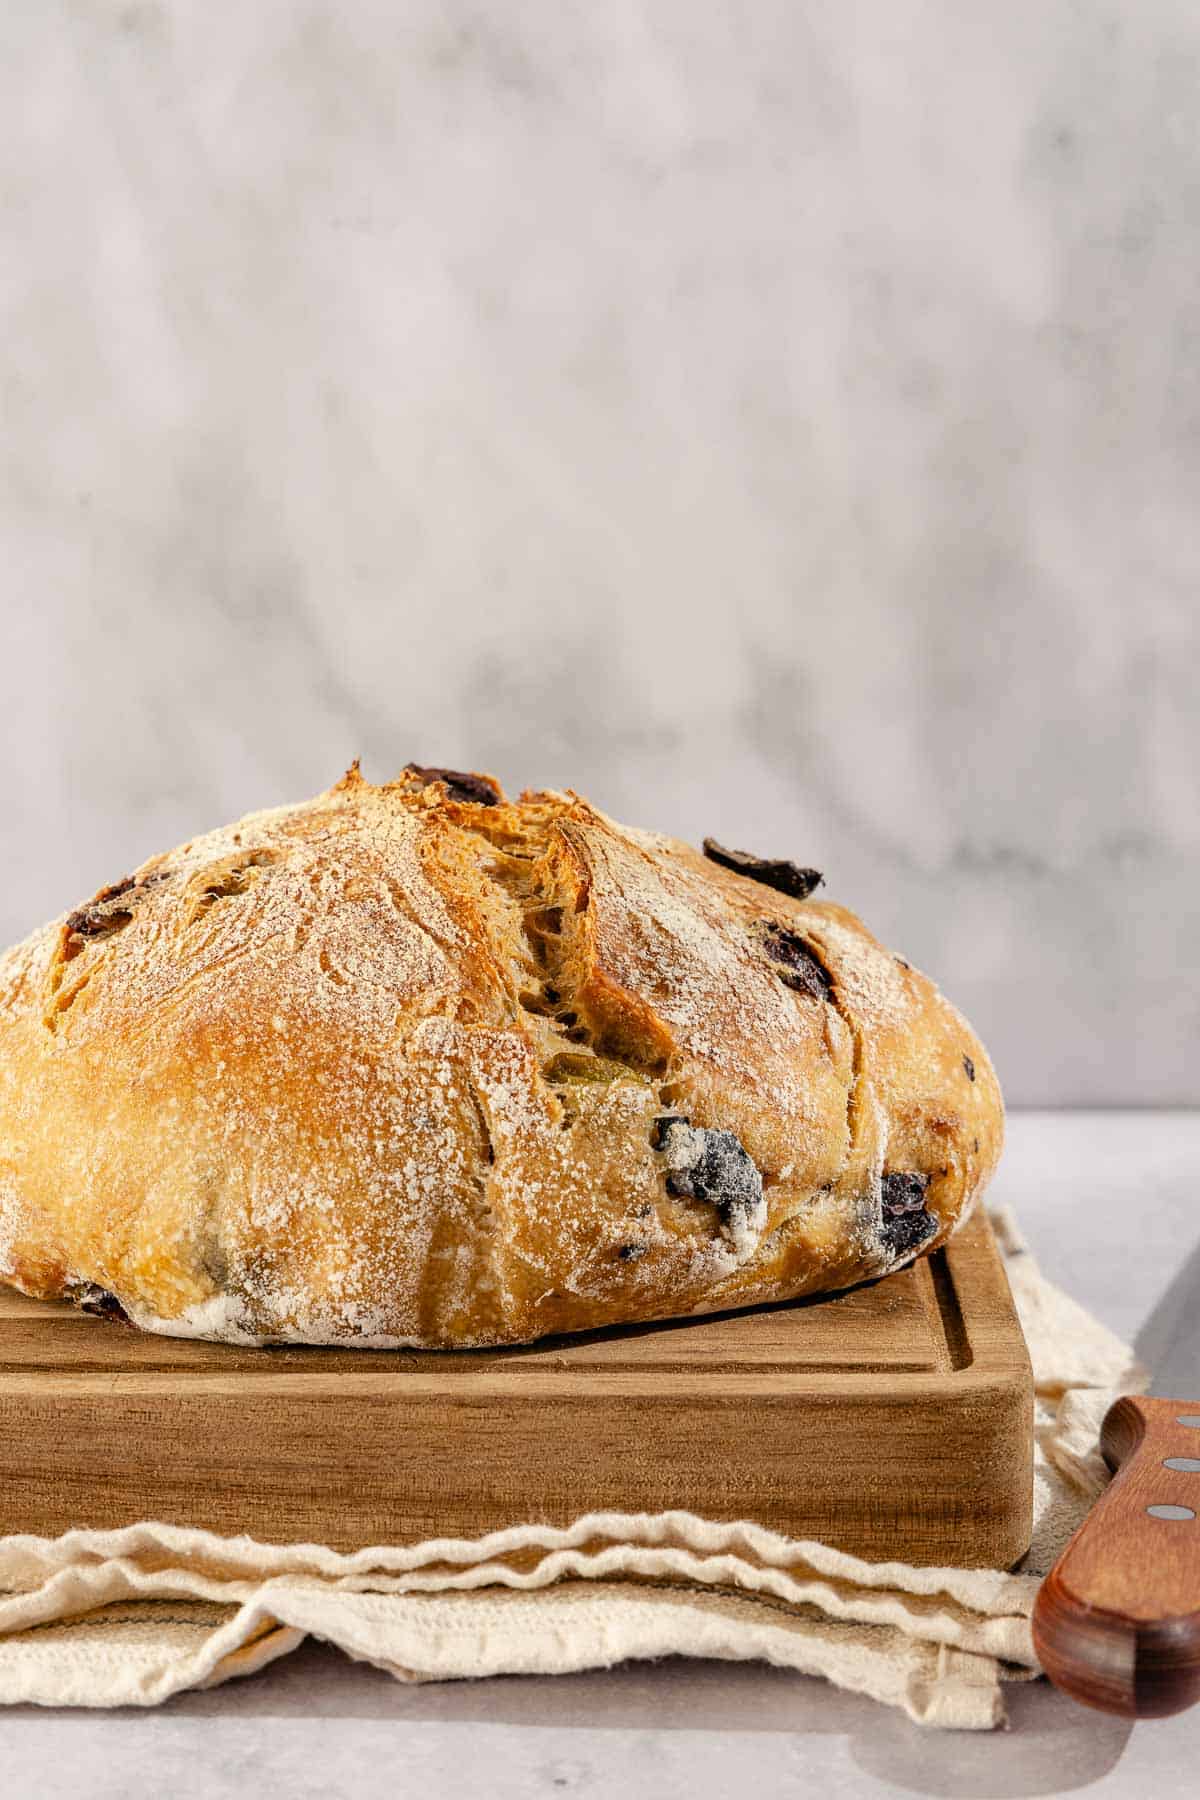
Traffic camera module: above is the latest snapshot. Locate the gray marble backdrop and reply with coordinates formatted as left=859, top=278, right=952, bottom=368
left=2, top=2, right=1198, bottom=1104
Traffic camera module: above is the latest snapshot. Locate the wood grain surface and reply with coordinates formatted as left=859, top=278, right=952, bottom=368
left=0, top=1209, right=1034, bottom=1567
left=1033, top=1395, right=1200, bottom=1717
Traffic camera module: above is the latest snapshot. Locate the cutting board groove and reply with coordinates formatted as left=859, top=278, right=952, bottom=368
left=0, top=1209, right=1033, bottom=1567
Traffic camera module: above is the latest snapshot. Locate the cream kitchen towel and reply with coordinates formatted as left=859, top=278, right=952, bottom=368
left=0, top=1210, right=1146, bottom=1730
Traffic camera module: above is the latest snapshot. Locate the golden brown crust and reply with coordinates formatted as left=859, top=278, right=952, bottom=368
left=0, top=767, right=1003, bottom=1347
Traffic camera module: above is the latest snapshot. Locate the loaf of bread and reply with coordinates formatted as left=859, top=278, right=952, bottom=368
left=0, top=766, right=1003, bottom=1347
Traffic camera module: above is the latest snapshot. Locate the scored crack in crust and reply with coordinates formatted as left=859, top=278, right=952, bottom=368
left=0, top=765, right=1004, bottom=1348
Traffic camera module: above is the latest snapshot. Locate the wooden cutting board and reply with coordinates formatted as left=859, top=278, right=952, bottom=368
left=0, top=1209, right=1033, bottom=1568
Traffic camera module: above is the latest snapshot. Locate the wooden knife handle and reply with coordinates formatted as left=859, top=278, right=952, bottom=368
left=1032, top=1396, right=1200, bottom=1717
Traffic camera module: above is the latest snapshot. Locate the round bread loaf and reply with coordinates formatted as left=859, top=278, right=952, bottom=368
left=0, top=765, right=1003, bottom=1347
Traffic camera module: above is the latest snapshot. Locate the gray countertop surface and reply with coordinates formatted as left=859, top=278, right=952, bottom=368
left=6, top=1111, right=1198, bottom=1799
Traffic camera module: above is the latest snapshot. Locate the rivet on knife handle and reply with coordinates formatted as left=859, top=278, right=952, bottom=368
left=1032, top=1395, right=1200, bottom=1717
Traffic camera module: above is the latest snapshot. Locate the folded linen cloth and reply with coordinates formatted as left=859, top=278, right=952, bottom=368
left=0, top=1210, right=1145, bottom=1728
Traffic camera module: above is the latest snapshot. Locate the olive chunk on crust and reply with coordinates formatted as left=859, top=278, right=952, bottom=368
left=703, top=837, right=823, bottom=899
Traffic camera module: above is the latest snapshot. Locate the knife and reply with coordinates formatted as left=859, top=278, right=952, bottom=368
left=1032, top=1239, right=1200, bottom=1717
